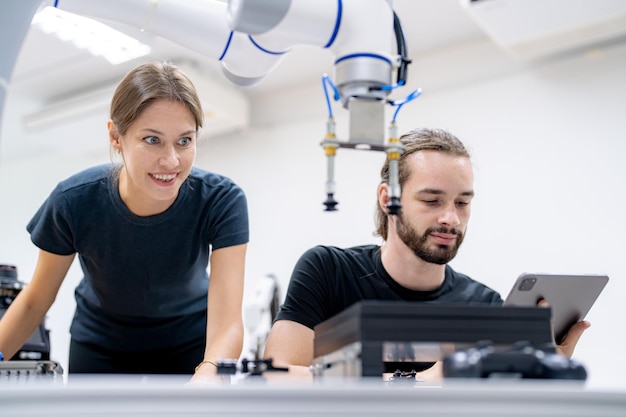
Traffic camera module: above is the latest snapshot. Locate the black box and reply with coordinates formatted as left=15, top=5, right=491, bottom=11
left=313, top=301, right=554, bottom=377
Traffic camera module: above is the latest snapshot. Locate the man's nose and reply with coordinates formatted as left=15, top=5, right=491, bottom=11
left=439, top=204, right=461, bottom=227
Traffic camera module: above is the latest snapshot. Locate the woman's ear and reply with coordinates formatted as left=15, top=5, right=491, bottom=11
left=108, top=120, right=121, bottom=152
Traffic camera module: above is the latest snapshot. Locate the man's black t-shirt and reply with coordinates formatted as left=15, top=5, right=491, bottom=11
left=275, top=244, right=503, bottom=330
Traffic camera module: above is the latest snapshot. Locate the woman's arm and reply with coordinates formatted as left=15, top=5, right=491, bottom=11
left=0, top=250, right=74, bottom=359
left=193, top=243, right=247, bottom=377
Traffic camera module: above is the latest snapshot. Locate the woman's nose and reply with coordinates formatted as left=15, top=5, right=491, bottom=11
left=159, top=145, right=179, bottom=168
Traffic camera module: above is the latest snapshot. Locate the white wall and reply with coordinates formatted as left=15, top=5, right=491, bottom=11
left=1, top=38, right=625, bottom=389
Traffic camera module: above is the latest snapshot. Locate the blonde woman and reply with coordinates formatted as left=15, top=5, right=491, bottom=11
left=0, top=62, right=248, bottom=378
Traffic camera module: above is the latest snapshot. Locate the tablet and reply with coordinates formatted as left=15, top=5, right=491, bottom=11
left=503, top=273, right=609, bottom=344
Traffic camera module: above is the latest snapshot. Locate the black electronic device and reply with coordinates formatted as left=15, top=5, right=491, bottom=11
left=312, top=301, right=555, bottom=378
left=0, top=264, right=51, bottom=361
left=0, top=360, right=63, bottom=383
left=215, top=358, right=288, bottom=382
left=442, top=341, right=587, bottom=380
left=504, top=273, right=609, bottom=344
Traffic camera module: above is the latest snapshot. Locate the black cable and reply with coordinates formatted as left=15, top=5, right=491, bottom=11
left=393, top=11, right=412, bottom=85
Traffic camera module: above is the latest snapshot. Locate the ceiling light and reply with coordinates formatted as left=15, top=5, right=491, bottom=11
left=31, top=7, right=151, bottom=65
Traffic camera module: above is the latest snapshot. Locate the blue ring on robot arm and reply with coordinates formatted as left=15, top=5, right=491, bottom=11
left=248, top=35, right=288, bottom=55
left=334, top=53, right=392, bottom=66
left=323, top=0, right=343, bottom=48
left=218, top=31, right=235, bottom=61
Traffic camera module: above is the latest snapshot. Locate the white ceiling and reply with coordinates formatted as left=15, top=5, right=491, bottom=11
left=8, top=0, right=489, bottom=104
left=7, top=0, right=626, bottom=136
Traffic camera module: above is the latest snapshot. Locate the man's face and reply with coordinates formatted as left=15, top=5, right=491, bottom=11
left=393, top=150, right=474, bottom=264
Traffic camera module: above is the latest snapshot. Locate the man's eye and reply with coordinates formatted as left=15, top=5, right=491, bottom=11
left=423, top=200, right=440, bottom=205
left=144, top=136, right=159, bottom=144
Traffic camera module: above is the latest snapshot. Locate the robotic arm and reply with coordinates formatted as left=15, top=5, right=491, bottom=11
left=52, top=0, right=402, bottom=98
left=13, top=0, right=415, bottom=211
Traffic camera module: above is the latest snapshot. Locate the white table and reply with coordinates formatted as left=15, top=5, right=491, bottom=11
left=1, top=376, right=625, bottom=417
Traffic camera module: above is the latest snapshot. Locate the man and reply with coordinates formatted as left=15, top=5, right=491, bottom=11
left=263, top=128, right=588, bottom=375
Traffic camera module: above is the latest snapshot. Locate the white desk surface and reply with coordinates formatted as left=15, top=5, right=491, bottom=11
left=1, top=375, right=625, bottom=417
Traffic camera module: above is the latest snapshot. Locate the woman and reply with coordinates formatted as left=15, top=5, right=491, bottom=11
left=0, top=62, right=248, bottom=377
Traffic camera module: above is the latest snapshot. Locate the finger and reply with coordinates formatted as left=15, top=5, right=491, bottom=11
left=558, top=321, right=590, bottom=357
left=537, top=298, right=549, bottom=307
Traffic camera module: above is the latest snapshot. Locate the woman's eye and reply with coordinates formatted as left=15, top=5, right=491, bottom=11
left=143, top=136, right=159, bottom=144
left=178, top=137, right=192, bottom=146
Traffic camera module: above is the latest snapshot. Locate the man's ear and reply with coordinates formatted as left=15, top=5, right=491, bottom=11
left=108, top=120, right=121, bottom=152
left=377, top=183, right=390, bottom=214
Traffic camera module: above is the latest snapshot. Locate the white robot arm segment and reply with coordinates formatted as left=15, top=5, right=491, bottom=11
left=54, top=0, right=285, bottom=86
left=54, top=0, right=398, bottom=102
left=229, top=0, right=396, bottom=107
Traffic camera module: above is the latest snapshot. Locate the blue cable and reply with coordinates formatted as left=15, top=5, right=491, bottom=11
left=391, top=88, right=422, bottom=122
left=322, top=74, right=340, bottom=118
left=379, top=80, right=405, bottom=92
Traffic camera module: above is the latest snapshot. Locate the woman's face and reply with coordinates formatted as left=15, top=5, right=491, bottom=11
left=109, top=98, right=197, bottom=216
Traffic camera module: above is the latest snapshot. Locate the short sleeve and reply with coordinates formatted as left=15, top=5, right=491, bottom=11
left=27, top=184, right=76, bottom=256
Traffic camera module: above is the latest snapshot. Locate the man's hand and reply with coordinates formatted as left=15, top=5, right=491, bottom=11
left=555, top=320, right=591, bottom=358
left=538, top=299, right=590, bottom=358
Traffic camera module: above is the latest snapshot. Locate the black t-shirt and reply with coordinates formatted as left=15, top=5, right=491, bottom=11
left=27, top=164, right=249, bottom=351
left=276, top=244, right=503, bottom=330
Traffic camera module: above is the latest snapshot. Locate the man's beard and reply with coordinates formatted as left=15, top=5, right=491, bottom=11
left=395, top=214, right=464, bottom=265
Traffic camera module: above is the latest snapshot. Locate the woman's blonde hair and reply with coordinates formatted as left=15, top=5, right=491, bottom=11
left=110, top=61, right=204, bottom=136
